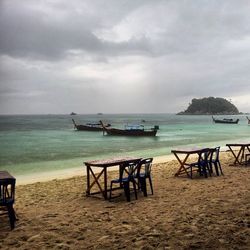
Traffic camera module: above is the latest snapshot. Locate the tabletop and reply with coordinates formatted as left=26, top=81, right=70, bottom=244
left=84, top=157, right=142, bottom=167
left=171, top=147, right=209, bottom=154
left=0, top=171, right=15, bottom=181
left=226, top=143, right=250, bottom=147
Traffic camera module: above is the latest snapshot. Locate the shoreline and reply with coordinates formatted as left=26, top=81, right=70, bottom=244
left=16, top=154, right=177, bottom=186
left=16, top=148, right=231, bottom=186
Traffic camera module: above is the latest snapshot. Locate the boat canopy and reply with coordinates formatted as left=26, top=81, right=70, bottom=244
left=86, top=123, right=101, bottom=126
left=124, top=124, right=144, bottom=130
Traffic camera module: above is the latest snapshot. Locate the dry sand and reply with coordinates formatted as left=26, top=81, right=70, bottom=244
left=0, top=152, right=249, bottom=249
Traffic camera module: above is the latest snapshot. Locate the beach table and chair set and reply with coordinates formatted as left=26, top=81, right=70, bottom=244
left=171, top=142, right=250, bottom=179
left=171, top=146, right=223, bottom=179
left=84, top=157, right=154, bottom=201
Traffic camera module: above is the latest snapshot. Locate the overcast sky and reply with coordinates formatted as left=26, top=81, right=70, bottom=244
left=0, top=0, right=250, bottom=114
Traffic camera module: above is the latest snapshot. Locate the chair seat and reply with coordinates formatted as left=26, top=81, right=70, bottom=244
left=0, top=198, right=14, bottom=205
left=111, top=177, right=130, bottom=183
left=190, top=160, right=206, bottom=166
left=190, top=149, right=210, bottom=178
left=210, top=159, right=216, bottom=163
left=109, top=162, right=139, bottom=202
left=137, top=173, right=145, bottom=177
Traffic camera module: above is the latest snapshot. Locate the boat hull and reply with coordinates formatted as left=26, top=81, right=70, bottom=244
left=104, top=128, right=157, bottom=136
left=213, top=119, right=239, bottom=124
left=72, top=119, right=110, bottom=131
left=75, top=125, right=103, bottom=131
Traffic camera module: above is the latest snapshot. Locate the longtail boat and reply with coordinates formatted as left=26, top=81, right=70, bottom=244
left=72, top=119, right=111, bottom=131
left=212, top=116, right=239, bottom=124
left=100, top=120, right=159, bottom=136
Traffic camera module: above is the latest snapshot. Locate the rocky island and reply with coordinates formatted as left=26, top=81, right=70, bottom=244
left=177, top=97, right=239, bottom=115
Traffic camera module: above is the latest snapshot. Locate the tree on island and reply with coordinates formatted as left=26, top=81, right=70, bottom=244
left=177, top=97, right=239, bottom=115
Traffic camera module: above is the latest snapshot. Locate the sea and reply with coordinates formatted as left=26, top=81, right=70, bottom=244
left=0, top=114, right=249, bottom=181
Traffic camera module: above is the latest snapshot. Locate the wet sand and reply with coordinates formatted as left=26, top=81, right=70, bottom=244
left=0, top=151, right=249, bottom=249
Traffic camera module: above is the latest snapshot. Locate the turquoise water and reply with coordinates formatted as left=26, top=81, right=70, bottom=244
left=0, top=114, right=249, bottom=177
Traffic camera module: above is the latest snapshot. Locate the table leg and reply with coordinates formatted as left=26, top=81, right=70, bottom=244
left=173, top=153, right=191, bottom=178
left=103, top=167, right=108, bottom=200
left=241, top=146, right=245, bottom=164
left=228, top=146, right=242, bottom=165
left=86, top=166, right=106, bottom=198
left=86, top=165, right=90, bottom=196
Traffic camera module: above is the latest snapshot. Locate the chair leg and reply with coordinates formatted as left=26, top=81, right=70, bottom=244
left=202, top=165, right=208, bottom=178
left=214, top=162, right=220, bottom=176
left=149, top=176, right=153, bottom=195
left=140, top=177, right=147, bottom=197
left=218, top=162, right=223, bottom=175
left=136, top=177, right=141, bottom=191
left=132, top=180, right=137, bottom=200
left=207, top=164, right=212, bottom=177
left=209, top=162, right=213, bottom=173
left=245, top=154, right=250, bottom=166
left=7, top=205, right=16, bottom=230
left=123, top=182, right=130, bottom=202
left=109, top=182, right=113, bottom=201
left=198, top=166, right=202, bottom=176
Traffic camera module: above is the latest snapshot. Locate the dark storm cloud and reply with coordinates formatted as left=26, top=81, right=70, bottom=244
left=0, top=0, right=152, bottom=60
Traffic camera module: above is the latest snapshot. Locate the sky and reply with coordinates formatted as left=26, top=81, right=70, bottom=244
left=0, top=0, right=250, bottom=114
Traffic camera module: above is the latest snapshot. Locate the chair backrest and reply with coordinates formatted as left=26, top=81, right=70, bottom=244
left=119, top=161, right=139, bottom=181
left=137, top=158, right=153, bottom=177
left=0, top=178, right=15, bottom=205
left=197, top=149, right=209, bottom=166
left=209, top=146, right=220, bottom=162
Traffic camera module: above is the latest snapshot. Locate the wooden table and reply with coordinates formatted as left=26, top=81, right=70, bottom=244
left=171, top=147, right=209, bottom=178
left=84, top=157, right=141, bottom=199
left=226, top=143, right=250, bottom=165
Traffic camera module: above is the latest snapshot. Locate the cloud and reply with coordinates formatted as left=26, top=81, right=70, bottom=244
left=0, top=0, right=250, bottom=114
left=0, top=0, right=153, bottom=61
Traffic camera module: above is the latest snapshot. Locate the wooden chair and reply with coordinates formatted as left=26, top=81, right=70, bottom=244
left=109, top=162, right=138, bottom=202
left=0, top=178, right=16, bottom=229
left=208, top=147, right=223, bottom=175
left=135, top=158, right=154, bottom=196
left=190, top=149, right=211, bottom=178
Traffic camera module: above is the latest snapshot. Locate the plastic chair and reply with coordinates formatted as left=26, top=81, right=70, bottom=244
left=135, top=158, right=153, bottom=196
left=109, top=162, right=138, bottom=202
left=208, top=147, right=223, bottom=175
left=0, top=178, right=16, bottom=229
left=190, top=149, right=211, bottom=178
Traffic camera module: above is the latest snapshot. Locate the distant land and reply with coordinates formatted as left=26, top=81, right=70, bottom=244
left=177, top=97, right=240, bottom=115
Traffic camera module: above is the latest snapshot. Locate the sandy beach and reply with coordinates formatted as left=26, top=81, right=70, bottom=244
left=0, top=151, right=249, bottom=249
